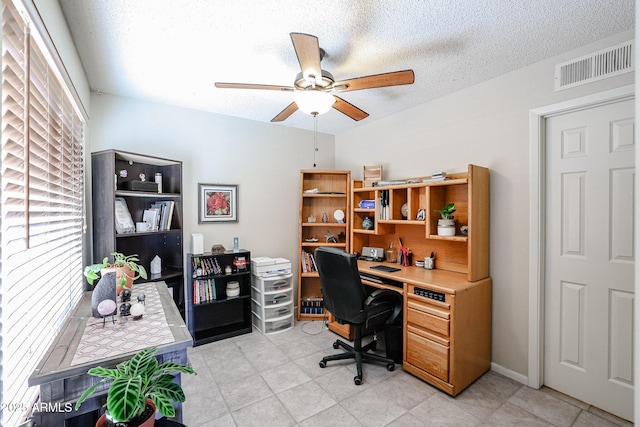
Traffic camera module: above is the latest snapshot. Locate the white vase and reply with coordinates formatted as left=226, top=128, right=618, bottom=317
left=437, top=219, right=456, bottom=236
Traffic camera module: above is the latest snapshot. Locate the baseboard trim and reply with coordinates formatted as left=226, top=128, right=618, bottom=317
left=491, top=362, right=530, bottom=387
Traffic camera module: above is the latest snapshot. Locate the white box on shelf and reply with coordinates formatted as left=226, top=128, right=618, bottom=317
left=190, top=233, right=204, bottom=254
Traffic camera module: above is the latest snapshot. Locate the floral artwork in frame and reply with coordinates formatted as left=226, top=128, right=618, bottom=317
left=198, top=183, right=238, bottom=223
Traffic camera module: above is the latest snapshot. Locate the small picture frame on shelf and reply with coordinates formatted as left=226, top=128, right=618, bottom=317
left=114, top=197, right=135, bottom=234
left=198, top=183, right=238, bottom=223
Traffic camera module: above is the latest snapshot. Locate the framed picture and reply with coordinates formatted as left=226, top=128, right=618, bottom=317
left=114, top=197, right=135, bottom=233
left=198, top=183, right=238, bottom=223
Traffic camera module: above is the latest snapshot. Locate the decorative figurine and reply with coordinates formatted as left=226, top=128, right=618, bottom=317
left=130, top=303, right=145, bottom=320
left=307, top=215, right=316, bottom=223
left=120, top=302, right=131, bottom=316
left=362, top=216, right=374, bottom=230
left=91, top=272, right=117, bottom=318
left=137, top=294, right=146, bottom=305
left=322, top=212, right=329, bottom=223
left=324, top=231, right=337, bottom=243
left=120, top=288, right=131, bottom=302
left=97, top=299, right=117, bottom=328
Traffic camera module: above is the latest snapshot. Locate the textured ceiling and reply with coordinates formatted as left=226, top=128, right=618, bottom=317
left=58, top=0, right=634, bottom=134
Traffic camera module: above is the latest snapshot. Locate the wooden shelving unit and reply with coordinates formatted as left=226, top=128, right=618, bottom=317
left=297, top=170, right=351, bottom=321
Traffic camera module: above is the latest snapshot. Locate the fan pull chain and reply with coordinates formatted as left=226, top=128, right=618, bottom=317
left=313, top=113, right=319, bottom=167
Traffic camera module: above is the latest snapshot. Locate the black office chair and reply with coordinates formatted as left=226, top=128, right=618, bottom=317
left=315, top=246, right=402, bottom=385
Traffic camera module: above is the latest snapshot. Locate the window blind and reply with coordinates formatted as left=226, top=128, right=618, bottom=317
left=1, top=0, right=85, bottom=424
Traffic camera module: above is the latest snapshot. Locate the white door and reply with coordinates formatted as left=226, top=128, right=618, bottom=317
left=544, top=98, right=634, bottom=421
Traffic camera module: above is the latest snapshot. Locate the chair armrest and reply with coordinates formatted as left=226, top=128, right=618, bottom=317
left=365, top=289, right=403, bottom=325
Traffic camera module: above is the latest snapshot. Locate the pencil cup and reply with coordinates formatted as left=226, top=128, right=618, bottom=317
left=424, top=257, right=434, bottom=270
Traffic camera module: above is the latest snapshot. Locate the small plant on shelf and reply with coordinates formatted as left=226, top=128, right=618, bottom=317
left=434, top=203, right=456, bottom=219
left=84, top=252, right=148, bottom=289
left=435, top=203, right=456, bottom=236
left=75, top=346, right=196, bottom=426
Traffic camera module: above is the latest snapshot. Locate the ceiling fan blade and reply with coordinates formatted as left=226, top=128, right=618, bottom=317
left=215, top=82, right=294, bottom=91
left=332, top=96, right=369, bottom=121
left=290, top=33, right=322, bottom=83
left=333, top=69, right=415, bottom=92
left=271, top=102, right=299, bottom=122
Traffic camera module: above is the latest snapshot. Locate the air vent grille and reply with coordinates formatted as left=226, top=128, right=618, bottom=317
left=555, top=40, right=634, bottom=91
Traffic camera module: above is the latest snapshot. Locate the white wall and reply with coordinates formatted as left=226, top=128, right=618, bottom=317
left=88, top=93, right=335, bottom=274
left=334, top=30, right=635, bottom=379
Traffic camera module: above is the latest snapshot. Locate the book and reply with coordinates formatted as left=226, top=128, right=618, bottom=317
left=142, top=208, right=160, bottom=231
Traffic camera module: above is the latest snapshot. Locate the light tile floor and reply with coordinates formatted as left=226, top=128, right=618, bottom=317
left=181, top=321, right=632, bottom=427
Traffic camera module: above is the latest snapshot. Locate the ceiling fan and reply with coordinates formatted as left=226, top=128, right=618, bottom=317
left=215, top=32, right=415, bottom=122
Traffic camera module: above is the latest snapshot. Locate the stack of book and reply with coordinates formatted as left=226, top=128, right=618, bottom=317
left=379, top=190, right=390, bottom=220
left=193, top=278, right=216, bottom=304
left=142, top=200, right=175, bottom=231
left=300, top=297, right=323, bottom=314
left=300, top=250, right=317, bottom=273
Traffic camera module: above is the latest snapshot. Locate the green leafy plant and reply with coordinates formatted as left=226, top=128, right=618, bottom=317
left=434, top=203, right=456, bottom=219
left=75, top=346, right=196, bottom=423
left=84, top=252, right=148, bottom=288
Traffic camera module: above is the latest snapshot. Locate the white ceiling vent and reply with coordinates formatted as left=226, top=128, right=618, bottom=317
left=555, top=40, right=634, bottom=91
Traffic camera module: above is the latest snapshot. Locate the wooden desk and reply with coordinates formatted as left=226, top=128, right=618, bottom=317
left=28, top=281, right=192, bottom=426
left=357, top=260, right=492, bottom=396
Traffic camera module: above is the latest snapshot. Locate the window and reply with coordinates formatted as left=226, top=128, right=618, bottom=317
left=1, top=0, right=86, bottom=424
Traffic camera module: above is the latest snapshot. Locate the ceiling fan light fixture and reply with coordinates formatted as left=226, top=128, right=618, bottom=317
left=294, top=90, right=335, bottom=116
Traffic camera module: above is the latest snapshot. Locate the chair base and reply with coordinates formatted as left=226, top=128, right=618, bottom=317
left=319, top=327, right=395, bottom=385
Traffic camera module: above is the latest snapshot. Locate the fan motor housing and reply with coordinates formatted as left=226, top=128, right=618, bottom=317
left=295, top=70, right=335, bottom=90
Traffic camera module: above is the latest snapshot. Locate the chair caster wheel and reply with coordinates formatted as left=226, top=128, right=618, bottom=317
left=332, top=341, right=340, bottom=349
left=354, top=376, right=362, bottom=385
left=319, top=361, right=327, bottom=368
left=387, top=363, right=395, bottom=371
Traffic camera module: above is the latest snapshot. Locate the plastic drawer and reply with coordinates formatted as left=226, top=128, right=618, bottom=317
left=264, top=304, right=292, bottom=320
left=265, top=316, right=293, bottom=334
left=251, top=287, right=292, bottom=306
left=251, top=312, right=294, bottom=335
left=253, top=274, right=293, bottom=293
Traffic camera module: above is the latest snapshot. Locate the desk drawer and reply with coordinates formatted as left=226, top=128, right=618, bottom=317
left=406, top=331, right=449, bottom=382
left=407, top=301, right=450, bottom=337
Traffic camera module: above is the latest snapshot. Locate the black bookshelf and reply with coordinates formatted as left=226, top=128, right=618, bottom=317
left=185, top=250, right=252, bottom=345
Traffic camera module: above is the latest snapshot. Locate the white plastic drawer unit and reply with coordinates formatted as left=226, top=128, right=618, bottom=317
left=251, top=272, right=294, bottom=335
left=253, top=274, right=293, bottom=293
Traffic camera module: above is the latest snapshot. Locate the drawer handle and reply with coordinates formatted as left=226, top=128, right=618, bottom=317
left=271, top=294, right=288, bottom=304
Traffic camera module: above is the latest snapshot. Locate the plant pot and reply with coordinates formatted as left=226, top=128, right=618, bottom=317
left=101, top=266, right=134, bottom=295
left=95, top=398, right=156, bottom=427
left=437, top=219, right=456, bottom=236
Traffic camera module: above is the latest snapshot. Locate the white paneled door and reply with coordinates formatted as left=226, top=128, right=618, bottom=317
left=544, top=98, right=634, bottom=421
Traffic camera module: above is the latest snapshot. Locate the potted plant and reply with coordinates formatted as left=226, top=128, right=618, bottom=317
left=434, top=203, right=456, bottom=236
left=85, top=252, right=148, bottom=294
left=75, top=346, right=196, bottom=427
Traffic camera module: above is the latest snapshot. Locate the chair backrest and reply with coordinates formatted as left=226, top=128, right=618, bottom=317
left=315, top=246, right=368, bottom=324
